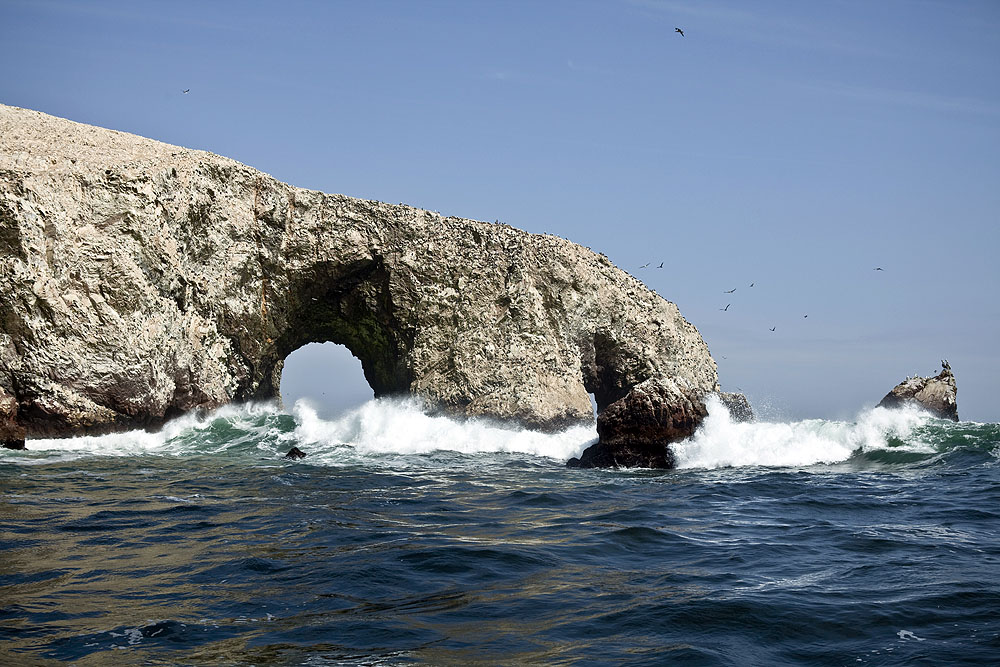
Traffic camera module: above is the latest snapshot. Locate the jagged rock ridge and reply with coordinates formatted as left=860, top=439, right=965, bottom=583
left=0, top=104, right=720, bottom=446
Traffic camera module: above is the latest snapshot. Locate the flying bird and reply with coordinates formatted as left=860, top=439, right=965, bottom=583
left=803, top=314, right=808, bottom=318
left=182, top=89, right=190, bottom=94
left=657, top=262, right=664, bottom=269
left=675, top=27, right=684, bottom=36
left=749, top=282, right=755, bottom=287
left=769, top=326, right=776, bottom=332
left=639, top=262, right=650, bottom=268
left=720, top=304, right=730, bottom=311
left=874, top=267, right=884, bottom=271
left=724, top=288, right=736, bottom=294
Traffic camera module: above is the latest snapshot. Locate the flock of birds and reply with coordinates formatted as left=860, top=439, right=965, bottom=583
left=637, top=263, right=887, bottom=334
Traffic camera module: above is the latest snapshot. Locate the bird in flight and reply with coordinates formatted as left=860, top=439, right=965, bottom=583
left=675, top=27, right=684, bottom=37
left=724, top=288, right=736, bottom=294
left=657, top=262, right=664, bottom=269
left=182, top=89, right=190, bottom=94
left=803, top=314, right=808, bottom=318
left=720, top=304, right=730, bottom=311
left=769, top=326, right=776, bottom=332
left=639, top=262, right=650, bottom=269
left=749, top=282, right=755, bottom=287
left=874, top=267, right=884, bottom=271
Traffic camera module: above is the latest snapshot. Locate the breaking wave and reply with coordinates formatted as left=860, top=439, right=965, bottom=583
left=672, top=395, right=953, bottom=470
left=5, top=394, right=996, bottom=471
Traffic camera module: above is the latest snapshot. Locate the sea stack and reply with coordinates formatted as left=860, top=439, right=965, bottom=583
left=0, top=104, right=720, bottom=456
left=568, top=378, right=707, bottom=468
left=567, top=386, right=752, bottom=468
left=877, top=361, right=959, bottom=421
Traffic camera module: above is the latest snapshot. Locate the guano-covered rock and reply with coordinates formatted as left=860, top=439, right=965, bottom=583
left=877, top=361, right=959, bottom=421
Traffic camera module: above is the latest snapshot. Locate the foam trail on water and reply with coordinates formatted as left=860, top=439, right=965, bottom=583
left=673, top=395, right=935, bottom=470
left=292, top=398, right=597, bottom=462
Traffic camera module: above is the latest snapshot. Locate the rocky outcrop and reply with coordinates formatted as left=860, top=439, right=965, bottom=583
left=567, top=384, right=752, bottom=469
left=0, top=104, right=720, bottom=442
left=1, top=386, right=25, bottom=449
left=877, top=361, right=958, bottom=421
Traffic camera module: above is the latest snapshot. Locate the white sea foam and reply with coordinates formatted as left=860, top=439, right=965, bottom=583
left=673, top=395, right=934, bottom=470
left=18, top=402, right=284, bottom=460
left=291, top=397, right=597, bottom=462
left=5, top=393, right=942, bottom=470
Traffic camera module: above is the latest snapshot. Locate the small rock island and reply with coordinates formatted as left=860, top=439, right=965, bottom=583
left=0, top=104, right=738, bottom=464
left=878, top=361, right=959, bottom=421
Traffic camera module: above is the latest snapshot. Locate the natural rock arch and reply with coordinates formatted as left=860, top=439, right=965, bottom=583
left=0, top=104, right=720, bottom=448
left=278, top=342, right=373, bottom=412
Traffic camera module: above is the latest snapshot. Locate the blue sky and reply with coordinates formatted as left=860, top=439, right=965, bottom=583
left=2, top=0, right=998, bottom=421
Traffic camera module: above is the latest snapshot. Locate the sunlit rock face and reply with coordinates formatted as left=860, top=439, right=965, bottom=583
left=0, top=104, right=719, bottom=444
left=877, top=361, right=959, bottom=421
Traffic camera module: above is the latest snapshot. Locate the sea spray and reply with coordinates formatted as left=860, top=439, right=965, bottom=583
left=292, top=398, right=597, bottom=462
left=673, top=395, right=937, bottom=470
left=7, top=395, right=990, bottom=471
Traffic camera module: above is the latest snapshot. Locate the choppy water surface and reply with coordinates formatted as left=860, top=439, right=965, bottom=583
left=2, top=399, right=999, bottom=665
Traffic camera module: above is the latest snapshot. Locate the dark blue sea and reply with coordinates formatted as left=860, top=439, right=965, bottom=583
left=3, top=397, right=999, bottom=665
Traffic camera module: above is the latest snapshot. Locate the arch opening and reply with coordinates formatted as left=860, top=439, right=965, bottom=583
left=280, top=342, right=374, bottom=418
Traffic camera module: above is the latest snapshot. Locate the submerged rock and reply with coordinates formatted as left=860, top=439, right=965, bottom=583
left=284, top=446, right=307, bottom=460
left=877, top=361, right=958, bottom=421
left=0, top=104, right=719, bottom=442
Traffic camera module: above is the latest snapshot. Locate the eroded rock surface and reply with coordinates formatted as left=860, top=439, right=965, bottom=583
left=1, top=386, right=25, bottom=449
left=568, top=378, right=710, bottom=468
left=0, top=104, right=720, bottom=441
left=877, top=361, right=958, bottom=421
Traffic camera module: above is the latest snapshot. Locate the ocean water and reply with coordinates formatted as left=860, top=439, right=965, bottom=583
left=2, top=397, right=998, bottom=666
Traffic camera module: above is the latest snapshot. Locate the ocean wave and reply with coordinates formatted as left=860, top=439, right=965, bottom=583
left=290, top=398, right=597, bottom=463
left=5, top=394, right=995, bottom=470
left=13, top=402, right=289, bottom=462
left=673, top=395, right=949, bottom=470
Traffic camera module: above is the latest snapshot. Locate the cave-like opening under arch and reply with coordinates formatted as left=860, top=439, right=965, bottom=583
left=280, top=342, right=374, bottom=417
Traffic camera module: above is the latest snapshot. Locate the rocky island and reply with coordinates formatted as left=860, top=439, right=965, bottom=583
left=878, top=361, right=959, bottom=421
left=0, top=104, right=739, bottom=464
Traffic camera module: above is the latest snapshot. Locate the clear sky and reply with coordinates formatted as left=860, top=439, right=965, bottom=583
left=2, top=0, right=998, bottom=421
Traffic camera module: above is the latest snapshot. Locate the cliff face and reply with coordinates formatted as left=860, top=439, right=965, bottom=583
left=0, top=104, right=719, bottom=442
